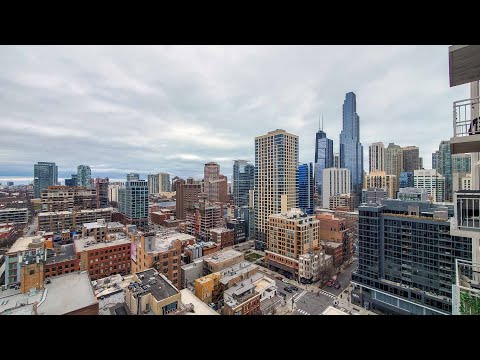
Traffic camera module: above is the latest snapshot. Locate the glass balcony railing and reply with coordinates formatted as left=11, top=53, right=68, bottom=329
left=452, top=259, right=480, bottom=315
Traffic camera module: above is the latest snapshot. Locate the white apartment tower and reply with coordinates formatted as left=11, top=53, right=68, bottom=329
left=322, top=168, right=351, bottom=209
left=413, top=169, right=445, bottom=203
left=369, top=142, right=385, bottom=172
left=254, top=129, right=299, bottom=250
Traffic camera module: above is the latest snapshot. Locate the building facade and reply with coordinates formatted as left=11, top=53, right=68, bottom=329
left=414, top=169, right=445, bottom=203
left=402, top=146, right=420, bottom=173
left=0, top=208, right=28, bottom=225
left=232, top=160, right=255, bottom=207
left=118, top=179, right=149, bottom=230
left=369, top=142, right=385, bottom=172
left=254, top=129, right=299, bottom=250
left=352, top=200, right=472, bottom=315
left=314, top=127, right=334, bottom=201
left=385, top=143, right=403, bottom=184
left=95, top=178, right=109, bottom=209
left=77, top=165, right=92, bottom=188
left=437, top=140, right=453, bottom=201
left=176, top=182, right=201, bottom=220
left=34, top=162, right=58, bottom=198
left=298, top=163, right=314, bottom=214
left=322, top=168, right=351, bottom=210
left=339, top=92, right=364, bottom=197
left=397, top=187, right=429, bottom=201
left=363, top=171, right=397, bottom=199
left=399, top=171, right=414, bottom=188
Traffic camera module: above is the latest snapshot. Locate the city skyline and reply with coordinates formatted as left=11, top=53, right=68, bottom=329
left=0, top=45, right=468, bottom=183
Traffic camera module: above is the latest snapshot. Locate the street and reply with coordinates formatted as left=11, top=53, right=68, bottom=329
left=293, top=290, right=335, bottom=315
left=320, top=260, right=357, bottom=297
left=24, top=216, right=37, bottom=236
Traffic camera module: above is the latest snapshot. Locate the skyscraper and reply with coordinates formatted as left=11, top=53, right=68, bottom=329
left=77, top=165, right=91, bottom=188
left=314, top=122, right=333, bottom=205
left=298, top=163, right=314, bottom=214
left=432, top=150, right=439, bottom=171
left=118, top=177, right=148, bottom=230
left=363, top=171, right=397, bottom=199
left=414, top=169, right=445, bottom=203
left=255, top=129, right=299, bottom=250
left=34, top=162, right=58, bottom=198
left=233, top=160, right=254, bottom=207
left=333, top=153, right=340, bottom=168
left=402, top=146, right=420, bottom=173
left=65, top=174, right=77, bottom=187
left=159, top=173, right=171, bottom=192
left=399, top=171, right=414, bottom=188
left=148, top=174, right=160, bottom=194
left=126, top=173, right=140, bottom=182
left=176, top=180, right=201, bottom=220
left=322, top=168, right=351, bottom=210
left=437, top=140, right=453, bottom=201
left=203, top=162, right=228, bottom=203
left=339, top=92, right=363, bottom=198
left=385, top=143, right=403, bottom=193
left=95, top=177, right=110, bottom=208
left=369, top=142, right=385, bottom=172
left=452, top=153, right=471, bottom=173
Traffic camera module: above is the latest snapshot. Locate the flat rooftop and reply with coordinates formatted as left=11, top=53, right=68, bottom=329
left=321, top=241, right=343, bottom=248
left=39, top=207, right=113, bottom=217
left=144, top=231, right=195, bottom=253
left=204, top=249, right=244, bottom=264
left=0, top=207, right=28, bottom=212
left=38, top=271, right=97, bottom=315
left=74, top=234, right=130, bottom=252
left=7, top=234, right=46, bottom=254
left=210, top=227, right=233, bottom=234
left=131, top=268, right=179, bottom=302
left=45, top=244, right=76, bottom=264
left=0, top=271, right=97, bottom=315
left=322, top=305, right=348, bottom=315
left=219, top=262, right=258, bottom=285
left=180, top=289, right=219, bottom=315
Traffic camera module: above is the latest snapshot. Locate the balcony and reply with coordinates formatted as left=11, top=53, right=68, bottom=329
left=452, top=259, right=480, bottom=315
left=450, top=96, right=480, bottom=154
left=452, top=191, right=480, bottom=232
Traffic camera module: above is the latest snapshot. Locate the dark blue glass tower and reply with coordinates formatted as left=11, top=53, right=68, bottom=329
left=339, top=92, right=363, bottom=198
left=399, top=171, right=414, bottom=188
left=298, top=163, right=314, bottom=214
left=233, top=160, right=255, bottom=207
left=314, top=123, right=333, bottom=203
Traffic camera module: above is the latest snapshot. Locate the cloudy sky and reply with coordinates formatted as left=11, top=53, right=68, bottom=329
left=0, top=45, right=467, bottom=184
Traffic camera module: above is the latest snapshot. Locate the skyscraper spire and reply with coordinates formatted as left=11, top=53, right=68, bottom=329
left=321, top=114, right=324, bottom=131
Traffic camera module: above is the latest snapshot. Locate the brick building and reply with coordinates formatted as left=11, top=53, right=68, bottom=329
left=210, top=227, right=235, bottom=249
left=38, top=208, right=113, bottom=232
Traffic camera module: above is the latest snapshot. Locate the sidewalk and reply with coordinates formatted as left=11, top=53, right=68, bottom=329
left=335, top=284, right=376, bottom=315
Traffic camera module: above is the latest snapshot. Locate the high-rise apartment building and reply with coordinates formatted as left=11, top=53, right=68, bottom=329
left=148, top=174, right=160, bottom=194
left=41, top=186, right=96, bottom=212
left=34, top=162, right=58, bottom=198
left=108, top=183, right=123, bottom=203
left=185, top=200, right=224, bottom=242
left=95, top=177, right=109, bottom=208
left=118, top=178, right=149, bottom=230
left=369, top=142, right=385, bottom=172
left=322, top=168, right=351, bottom=210
left=452, top=154, right=471, bottom=173
left=432, top=150, right=439, bottom=171
left=203, top=162, right=229, bottom=203
left=159, top=173, right=171, bottom=192
left=126, top=173, right=140, bottom=182
left=414, top=169, right=445, bottom=203
left=77, top=165, right=92, bottom=188
left=400, top=171, right=414, bottom=188
left=266, top=208, right=319, bottom=280
left=176, top=181, right=201, bottom=220
left=363, top=171, right=397, bottom=199
left=402, top=146, right=420, bottom=173
left=254, top=129, right=299, bottom=250
left=437, top=140, right=453, bottom=201
left=385, top=143, right=403, bottom=182
left=298, top=163, right=314, bottom=215
left=233, top=160, right=254, bottom=207
left=333, top=153, right=340, bottom=168
left=352, top=200, right=472, bottom=315
left=314, top=126, right=333, bottom=201
left=65, top=174, right=77, bottom=187
left=339, top=92, right=363, bottom=199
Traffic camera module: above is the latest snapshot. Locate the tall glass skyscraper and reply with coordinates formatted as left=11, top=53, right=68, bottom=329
left=77, top=165, right=92, bottom=188
left=34, top=162, right=58, bottom=198
left=298, top=163, right=314, bottom=214
left=314, top=126, right=333, bottom=204
left=339, top=92, right=363, bottom=197
left=437, top=140, right=453, bottom=201
left=233, top=160, right=254, bottom=207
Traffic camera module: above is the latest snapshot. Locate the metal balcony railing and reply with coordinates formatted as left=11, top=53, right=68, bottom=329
left=453, top=96, right=480, bottom=137
left=455, top=191, right=480, bottom=231
left=452, top=259, right=480, bottom=315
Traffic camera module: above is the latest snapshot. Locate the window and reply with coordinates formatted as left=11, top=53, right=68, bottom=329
left=30, top=269, right=35, bottom=275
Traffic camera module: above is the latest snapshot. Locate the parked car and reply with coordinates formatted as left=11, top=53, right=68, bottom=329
left=284, top=287, right=293, bottom=293
left=290, top=285, right=299, bottom=291
left=327, top=279, right=334, bottom=287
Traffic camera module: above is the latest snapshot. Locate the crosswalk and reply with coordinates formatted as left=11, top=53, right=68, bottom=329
left=318, top=289, right=337, bottom=299
left=295, top=308, right=310, bottom=315
left=293, top=290, right=307, bottom=303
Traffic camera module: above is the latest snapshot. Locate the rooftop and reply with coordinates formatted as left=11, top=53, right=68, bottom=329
left=130, top=268, right=179, bottom=302
left=219, top=262, right=258, bottom=285
left=321, top=241, right=343, bottom=248
left=39, top=207, right=113, bottom=217
left=322, top=305, right=348, bottom=315
left=180, top=289, right=219, bottom=315
left=204, top=249, right=244, bottom=264
left=224, top=272, right=264, bottom=307
left=45, top=244, right=76, bottom=265
left=74, top=234, right=130, bottom=252
left=143, top=231, right=195, bottom=253
left=0, top=207, right=28, bottom=213
left=7, top=233, right=46, bottom=254
left=210, top=227, right=233, bottom=234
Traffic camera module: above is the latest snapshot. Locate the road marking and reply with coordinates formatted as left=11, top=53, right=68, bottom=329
left=295, top=309, right=310, bottom=315
left=293, top=290, right=307, bottom=303
left=318, top=289, right=337, bottom=299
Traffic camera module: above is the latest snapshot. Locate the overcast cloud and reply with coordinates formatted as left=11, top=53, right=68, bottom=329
left=0, top=45, right=467, bottom=184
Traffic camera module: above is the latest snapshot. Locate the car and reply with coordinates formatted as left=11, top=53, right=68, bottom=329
left=334, top=282, right=341, bottom=289
left=284, top=287, right=293, bottom=293
left=327, top=280, right=334, bottom=287
left=290, top=285, right=299, bottom=291
left=281, top=278, right=289, bottom=284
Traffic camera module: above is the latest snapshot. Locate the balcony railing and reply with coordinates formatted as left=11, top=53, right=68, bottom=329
left=454, top=191, right=480, bottom=231
left=453, top=96, right=480, bottom=137
left=452, top=259, right=480, bottom=315
left=451, top=96, right=480, bottom=154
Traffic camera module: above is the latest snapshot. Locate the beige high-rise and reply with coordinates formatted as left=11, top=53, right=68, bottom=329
left=364, top=171, right=397, bottom=199
left=385, top=142, right=403, bottom=194
left=369, top=142, right=385, bottom=172
left=254, top=129, right=298, bottom=250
